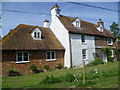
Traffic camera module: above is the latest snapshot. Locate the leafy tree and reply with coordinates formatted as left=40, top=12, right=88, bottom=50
left=110, top=22, right=120, bottom=40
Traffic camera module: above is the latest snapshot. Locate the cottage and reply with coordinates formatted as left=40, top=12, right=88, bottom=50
left=2, top=4, right=117, bottom=75
left=2, top=23, right=65, bottom=75
left=50, top=4, right=116, bottom=68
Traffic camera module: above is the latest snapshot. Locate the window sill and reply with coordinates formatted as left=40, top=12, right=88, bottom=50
left=82, top=59, right=88, bottom=61
left=81, top=43, right=87, bottom=45
left=46, top=59, right=56, bottom=61
left=16, top=61, right=30, bottom=64
left=108, top=44, right=113, bottom=46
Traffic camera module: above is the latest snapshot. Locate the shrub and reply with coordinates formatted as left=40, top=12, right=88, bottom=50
left=9, top=69, right=19, bottom=73
left=28, top=65, right=37, bottom=71
left=90, top=58, right=104, bottom=66
left=41, top=75, right=62, bottom=84
left=8, top=69, right=20, bottom=76
left=44, top=65, right=50, bottom=70
left=56, top=63, right=63, bottom=69
left=38, top=68, right=42, bottom=71
left=66, top=73, right=75, bottom=82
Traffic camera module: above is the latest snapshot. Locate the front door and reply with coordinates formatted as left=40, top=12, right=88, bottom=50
left=103, top=52, right=107, bottom=62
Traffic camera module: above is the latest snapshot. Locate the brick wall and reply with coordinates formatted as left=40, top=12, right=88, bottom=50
left=95, top=36, right=116, bottom=47
left=2, top=50, right=64, bottom=76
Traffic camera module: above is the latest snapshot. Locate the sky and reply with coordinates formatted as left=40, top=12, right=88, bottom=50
left=1, top=2, right=119, bottom=36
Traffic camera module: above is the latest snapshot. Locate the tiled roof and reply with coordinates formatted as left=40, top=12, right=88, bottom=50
left=1, top=24, right=65, bottom=50
left=58, top=15, right=115, bottom=38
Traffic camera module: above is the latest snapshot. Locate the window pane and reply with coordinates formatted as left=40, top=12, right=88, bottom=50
left=23, top=52, right=28, bottom=61
left=17, top=56, right=22, bottom=61
left=34, top=32, right=36, bottom=38
left=47, top=52, right=50, bottom=59
left=17, top=53, right=22, bottom=61
left=38, top=32, right=40, bottom=38
left=51, top=52, right=55, bottom=59
left=81, top=35, right=85, bottom=43
left=17, top=53, right=22, bottom=57
left=24, top=56, right=28, bottom=61
left=82, top=49, right=86, bottom=59
left=24, top=52, right=28, bottom=57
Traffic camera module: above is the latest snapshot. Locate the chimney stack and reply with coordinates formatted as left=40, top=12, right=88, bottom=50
left=44, top=19, right=49, bottom=28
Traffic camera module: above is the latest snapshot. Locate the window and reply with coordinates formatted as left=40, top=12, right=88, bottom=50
left=34, top=32, right=36, bottom=38
left=108, top=38, right=113, bottom=45
left=82, top=49, right=87, bottom=60
left=16, top=52, right=29, bottom=63
left=110, top=50, right=114, bottom=57
left=46, top=51, right=56, bottom=61
left=81, top=35, right=85, bottom=43
left=76, top=21, right=80, bottom=28
left=34, top=31, right=41, bottom=39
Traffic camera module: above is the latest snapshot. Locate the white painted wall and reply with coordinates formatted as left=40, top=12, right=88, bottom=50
left=50, top=8, right=71, bottom=68
left=50, top=6, right=95, bottom=67
left=70, top=34, right=95, bottom=66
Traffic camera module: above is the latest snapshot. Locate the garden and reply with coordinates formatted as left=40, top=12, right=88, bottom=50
left=2, top=59, right=119, bottom=88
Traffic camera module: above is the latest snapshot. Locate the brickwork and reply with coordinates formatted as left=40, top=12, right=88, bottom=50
left=2, top=50, right=64, bottom=76
left=95, top=37, right=116, bottom=47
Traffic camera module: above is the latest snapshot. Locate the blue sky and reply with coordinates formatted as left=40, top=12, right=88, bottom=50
left=2, top=2, right=118, bottom=36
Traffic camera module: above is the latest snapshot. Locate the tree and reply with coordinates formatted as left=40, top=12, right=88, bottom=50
left=110, top=22, right=120, bottom=40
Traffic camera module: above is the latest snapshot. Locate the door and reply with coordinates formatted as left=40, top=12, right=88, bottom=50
left=103, top=52, right=107, bottom=62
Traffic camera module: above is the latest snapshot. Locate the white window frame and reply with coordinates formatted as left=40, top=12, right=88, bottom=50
left=110, top=50, right=114, bottom=57
left=16, top=51, right=30, bottom=63
left=76, top=21, right=80, bottom=28
left=46, top=51, right=56, bottom=61
left=82, top=49, right=87, bottom=60
left=34, top=31, right=41, bottom=40
left=107, top=38, right=113, bottom=45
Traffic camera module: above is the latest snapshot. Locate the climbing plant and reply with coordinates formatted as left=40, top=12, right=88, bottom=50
left=101, top=47, right=112, bottom=62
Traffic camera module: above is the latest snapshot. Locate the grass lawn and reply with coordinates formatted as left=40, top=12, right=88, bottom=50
left=2, top=61, right=119, bottom=88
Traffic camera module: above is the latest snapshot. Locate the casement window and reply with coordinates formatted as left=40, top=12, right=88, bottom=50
left=82, top=49, right=87, bottom=60
left=107, top=38, right=113, bottom=45
left=16, top=52, right=29, bottom=63
left=34, top=32, right=41, bottom=39
left=110, top=50, right=114, bottom=57
left=81, top=35, right=85, bottom=43
left=46, top=51, right=56, bottom=61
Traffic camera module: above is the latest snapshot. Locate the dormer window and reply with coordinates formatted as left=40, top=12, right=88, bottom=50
left=31, top=27, right=42, bottom=40
left=76, top=21, right=80, bottom=28
left=72, top=18, right=81, bottom=29
left=34, top=32, right=41, bottom=39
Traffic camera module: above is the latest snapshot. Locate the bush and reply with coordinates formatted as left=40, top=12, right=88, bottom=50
left=41, top=75, right=62, bottom=84
left=9, top=69, right=19, bottom=73
left=8, top=69, right=20, bottom=76
left=56, top=63, right=62, bottom=69
left=90, top=58, right=104, bottom=66
left=44, top=65, right=50, bottom=70
left=66, top=73, right=75, bottom=82
left=28, top=65, right=37, bottom=71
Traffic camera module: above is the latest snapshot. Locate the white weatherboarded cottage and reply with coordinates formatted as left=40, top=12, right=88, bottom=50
left=50, top=4, right=116, bottom=68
